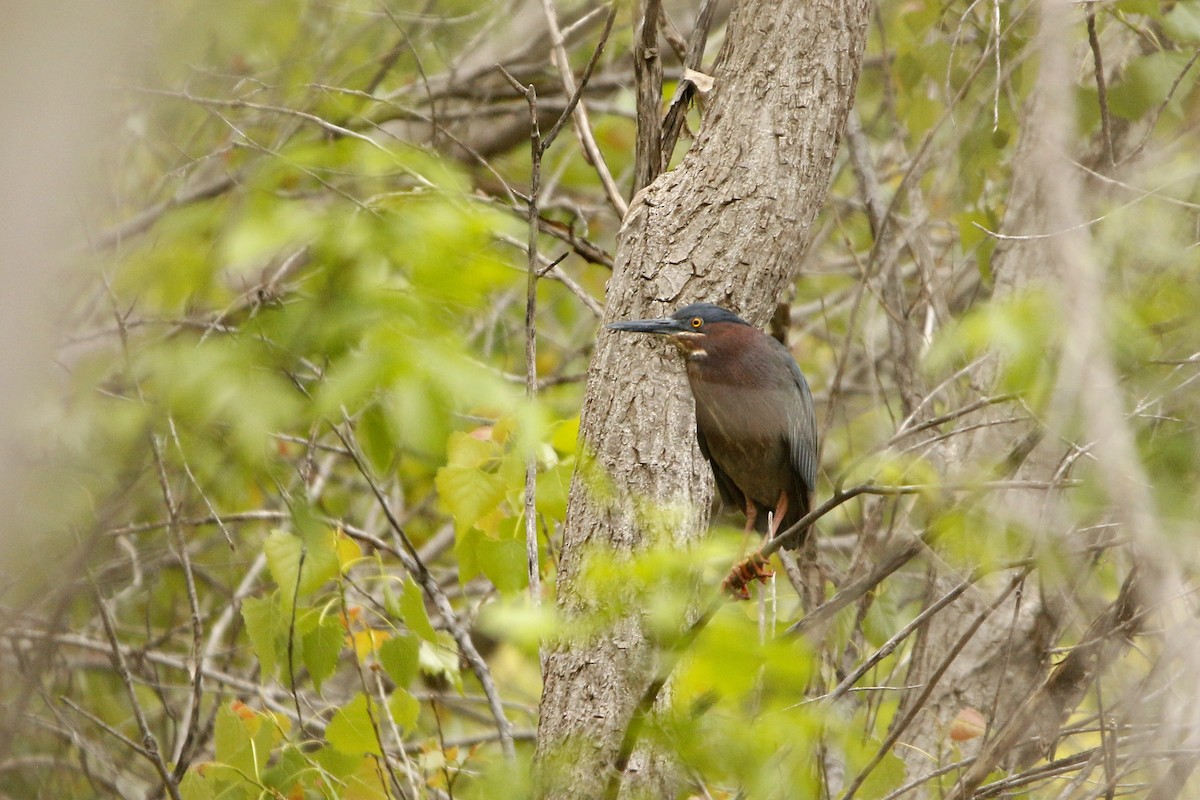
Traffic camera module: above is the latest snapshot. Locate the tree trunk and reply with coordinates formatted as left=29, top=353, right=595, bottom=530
left=534, top=1, right=870, bottom=797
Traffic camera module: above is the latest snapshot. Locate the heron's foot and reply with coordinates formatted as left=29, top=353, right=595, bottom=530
left=722, top=553, right=774, bottom=600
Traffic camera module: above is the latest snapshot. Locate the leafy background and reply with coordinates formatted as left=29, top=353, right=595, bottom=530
left=2, top=0, right=1200, bottom=798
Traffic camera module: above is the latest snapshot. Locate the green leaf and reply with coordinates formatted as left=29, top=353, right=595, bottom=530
left=388, top=687, right=421, bottom=730
left=479, top=536, right=529, bottom=594
left=250, top=712, right=284, bottom=774
left=1109, top=51, right=1197, bottom=119
left=478, top=599, right=560, bottom=651
left=302, top=617, right=345, bottom=693
left=1114, top=0, right=1160, bottom=14
left=399, top=575, right=437, bottom=642
left=219, top=196, right=320, bottom=276
left=261, top=746, right=308, bottom=796
left=535, top=461, right=572, bottom=522
left=264, top=527, right=340, bottom=602
left=549, top=415, right=580, bottom=455
left=180, top=762, right=254, bottom=800
left=178, top=768, right=216, bottom=800
left=314, top=750, right=389, bottom=799
left=379, top=633, right=421, bottom=687
left=860, top=747, right=907, bottom=798
left=926, top=289, right=1057, bottom=406
left=314, top=745, right=363, bottom=779
left=1165, top=0, right=1200, bottom=42
left=834, top=708, right=909, bottom=800
left=453, top=526, right=483, bottom=584
left=435, top=431, right=508, bottom=532
left=326, top=693, right=383, bottom=756
left=214, top=703, right=258, bottom=776
left=358, top=401, right=398, bottom=474
left=242, top=595, right=281, bottom=678
left=419, top=636, right=463, bottom=693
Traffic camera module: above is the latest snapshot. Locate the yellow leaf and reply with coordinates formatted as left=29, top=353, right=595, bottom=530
left=336, top=531, right=361, bottom=572
left=350, top=628, right=391, bottom=660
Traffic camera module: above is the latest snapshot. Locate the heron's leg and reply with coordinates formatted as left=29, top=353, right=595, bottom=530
left=742, top=498, right=758, bottom=534
left=736, top=495, right=758, bottom=556
left=768, top=491, right=789, bottom=540
left=723, top=494, right=775, bottom=600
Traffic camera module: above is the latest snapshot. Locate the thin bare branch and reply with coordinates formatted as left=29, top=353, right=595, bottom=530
left=536, top=0, right=628, bottom=216
left=332, top=421, right=517, bottom=761
left=91, top=582, right=183, bottom=800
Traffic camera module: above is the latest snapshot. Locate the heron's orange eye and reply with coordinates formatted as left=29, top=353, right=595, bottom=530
left=690, top=317, right=703, bottom=329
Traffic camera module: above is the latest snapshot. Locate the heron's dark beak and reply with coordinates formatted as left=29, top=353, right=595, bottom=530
left=606, top=317, right=688, bottom=336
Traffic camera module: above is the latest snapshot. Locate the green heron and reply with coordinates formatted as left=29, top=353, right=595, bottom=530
left=608, top=303, right=818, bottom=549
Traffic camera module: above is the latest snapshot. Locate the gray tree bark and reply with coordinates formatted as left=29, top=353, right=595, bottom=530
left=533, top=1, right=870, bottom=797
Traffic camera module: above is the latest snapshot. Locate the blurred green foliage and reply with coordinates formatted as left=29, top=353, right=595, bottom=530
left=12, top=0, right=1200, bottom=797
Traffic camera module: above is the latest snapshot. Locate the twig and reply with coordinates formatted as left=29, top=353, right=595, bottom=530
left=477, top=192, right=614, bottom=267
left=60, top=696, right=150, bottom=759
left=786, top=533, right=931, bottom=638
left=536, top=0, right=628, bottom=216
left=765, top=484, right=912, bottom=557
left=12, top=628, right=299, bottom=723
left=195, top=552, right=268, bottom=722
left=661, top=0, right=719, bottom=161
left=107, top=510, right=288, bottom=537
left=1118, top=47, right=1200, bottom=166
left=499, top=5, right=619, bottom=603
left=148, top=427, right=207, bottom=779
left=1086, top=7, right=1115, bottom=167
left=839, top=567, right=1032, bottom=800
left=332, top=422, right=517, bottom=761
left=91, top=581, right=184, bottom=800
left=535, top=251, right=571, bottom=278
left=633, top=0, right=664, bottom=192
left=944, top=568, right=1142, bottom=799
left=608, top=483, right=940, bottom=798
left=844, top=110, right=886, bottom=239
left=540, top=2, right=620, bottom=155
left=338, top=579, right=399, bottom=795
left=129, top=87, right=393, bottom=154
left=167, top=418, right=235, bottom=548
left=373, top=665, right=423, bottom=799
left=878, top=754, right=980, bottom=800
left=108, top=272, right=205, bottom=781
left=496, top=232, right=603, bottom=316
left=286, top=548, right=306, bottom=729
left=401, top=728, right=538, bottom=754
left=379, top=6, right=439, bottom=147
left=605, top=596, right=724, bottom=800
left=823, top=568, right=986, bottom=703
left=970, top=161, right=1200, bottom=242
left=887, top=393, right=1019, bottom=446
left=992, top=0, right=1002, bottom=129
left=91, top=174, right=236, bottom=251
left=518, top=65, right=546, bottom=607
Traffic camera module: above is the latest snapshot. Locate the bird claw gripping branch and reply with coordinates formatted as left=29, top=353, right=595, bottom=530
left=721, top=552, right=775, bottom=600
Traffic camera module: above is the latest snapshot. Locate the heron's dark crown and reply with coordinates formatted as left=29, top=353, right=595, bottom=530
left=670, top=303, right=751, bottom=327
